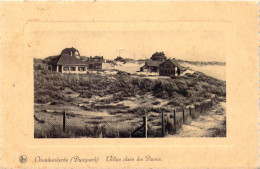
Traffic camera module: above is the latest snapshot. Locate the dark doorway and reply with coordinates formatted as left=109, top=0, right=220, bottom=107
left=177, top=67, right=180, bottom=76
left=58, top=65, right=62, bottom=72
left=89, top=64, right=94, bottom=69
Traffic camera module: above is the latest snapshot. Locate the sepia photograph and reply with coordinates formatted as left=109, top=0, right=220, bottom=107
left=1, top=1, right=259, bottom=168
left=33, top=31, right=226, bottom=138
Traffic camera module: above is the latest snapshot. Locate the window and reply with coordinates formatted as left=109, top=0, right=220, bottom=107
left=70, top=67, right=76, bottom=71
left=78, top=67, right=86, bottom=71
left=94, top=63, right=101, bottom=69
left=63, top=67, right=69, bottom=71
left=89, top=64, right=93, bottom=69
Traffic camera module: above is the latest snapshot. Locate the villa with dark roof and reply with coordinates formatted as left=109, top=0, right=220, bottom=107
left=158, top=59, right=183, bottom=76
left=140, top=51, right=167, bottom=73
left=140, top=51, right=183, bottom=76
left=48, top=47, right=88, bottom=74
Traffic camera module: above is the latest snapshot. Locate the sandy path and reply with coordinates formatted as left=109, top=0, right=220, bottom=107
left=169, top=102, right=226, bottom=137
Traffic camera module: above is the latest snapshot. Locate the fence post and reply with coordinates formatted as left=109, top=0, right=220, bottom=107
left=63, top=111, right=66, bottom=132
left=189, top=107, right=192, bottom=117
left=161, top=112, right=165, bottom=137
left=99, top=131, right=103, bottom=138
left=173, top=109, right=176, bottom=128
left=182, top=107, right=185, bottom=123
left=143, top=116, right=147, bottom=138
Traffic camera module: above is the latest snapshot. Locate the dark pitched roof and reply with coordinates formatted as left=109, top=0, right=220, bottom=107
left=48, top=55, right=61, bottom=65
left=49, top=54, right=88, bottom=66
left=159, top=59, right=183, bottom=69
left=61, top=47, right=80, bottom=56
left=168, top=59, right=182, bottom=68
left=145, top=60, right=163, bottom=67
left=93, top=56, right=103, bottom=59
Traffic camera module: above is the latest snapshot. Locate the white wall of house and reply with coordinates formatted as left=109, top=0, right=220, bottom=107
left=61, top=65, right=87, bottom=74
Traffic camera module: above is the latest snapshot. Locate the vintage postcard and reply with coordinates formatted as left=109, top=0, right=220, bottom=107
left=0, top=1, right=259, bottom=168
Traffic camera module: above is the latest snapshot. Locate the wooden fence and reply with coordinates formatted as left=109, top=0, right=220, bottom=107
left=140, top=95, right=218, bottom=138
left=61, top=95, right=219, bottom=138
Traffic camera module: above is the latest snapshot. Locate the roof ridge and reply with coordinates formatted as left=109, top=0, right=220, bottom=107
left=56, top=54, right=88, bottom=65
left=56, top=55, right=62, bottom=65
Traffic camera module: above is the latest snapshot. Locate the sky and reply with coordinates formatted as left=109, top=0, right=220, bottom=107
left=32, top=30, right=227, bottom=62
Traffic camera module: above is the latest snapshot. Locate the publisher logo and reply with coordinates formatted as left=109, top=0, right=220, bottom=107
left=19, top=155, right=27, bottom=164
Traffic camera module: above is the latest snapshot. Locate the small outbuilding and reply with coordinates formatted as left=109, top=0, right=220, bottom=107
left=86, top=60, right=103, bottom=70
left=140, top=60, right=163, bottom=73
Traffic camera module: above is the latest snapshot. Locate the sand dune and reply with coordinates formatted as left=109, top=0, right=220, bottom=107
left=104, top=61, right=226, bottom=81
left=181, top=63, right=226, bottom=81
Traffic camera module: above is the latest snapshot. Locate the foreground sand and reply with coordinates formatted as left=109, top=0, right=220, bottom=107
left=168, top=102, right=226, bottom=137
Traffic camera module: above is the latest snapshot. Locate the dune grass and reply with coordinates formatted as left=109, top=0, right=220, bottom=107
left=34, top=58, right=225, bottom=108
left=34, top=58, right=226, bottom=138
